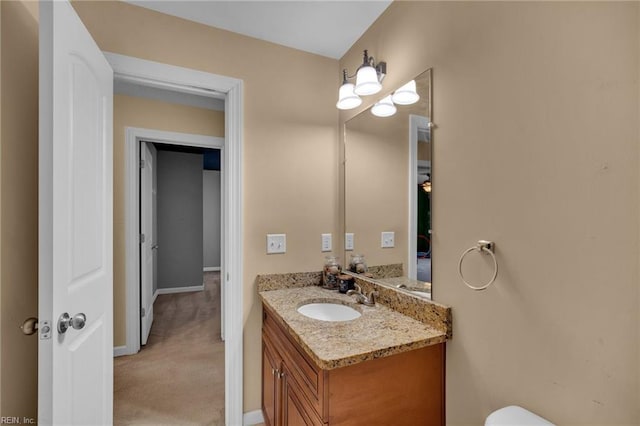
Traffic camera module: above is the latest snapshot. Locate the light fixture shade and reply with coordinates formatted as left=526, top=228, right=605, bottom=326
left=354, top=66, right=382, bottom=96
left=392, top=79, right=420, bottom=105
left=336, top=83, right=362, bottom=110
left=371, top=95, right=397, bottom=117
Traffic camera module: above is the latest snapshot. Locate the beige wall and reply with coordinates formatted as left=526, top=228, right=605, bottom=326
left=341, top=2, right=639, bottom=424
left=112, top=95, right=224, bottom=346
left=0, top=0, right=39, bottom=420
left=72, top=1, right=339, bottom=411
left=417, top=140, right=430, bottom=162
left=345, top=113, right=408, bottom=271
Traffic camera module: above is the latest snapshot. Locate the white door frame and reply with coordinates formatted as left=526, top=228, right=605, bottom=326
left=106, top=53, right=243, bottom=426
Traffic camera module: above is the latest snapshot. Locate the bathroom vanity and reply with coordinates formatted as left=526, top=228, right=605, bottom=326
left=258, top=272, right=451, bottom=426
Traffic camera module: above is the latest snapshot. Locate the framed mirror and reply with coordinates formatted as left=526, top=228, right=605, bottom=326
left=343, top=68, right=433, bottom=298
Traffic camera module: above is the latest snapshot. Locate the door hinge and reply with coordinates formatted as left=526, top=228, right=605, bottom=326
left=139, top=159, right=145, bottom=168
left=140, top=233, right=146, bottom=244
left=141, top=308, right=146, bottom=318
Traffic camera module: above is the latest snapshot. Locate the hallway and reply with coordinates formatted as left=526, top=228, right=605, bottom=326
left=114, top=272, right=225, bottom=425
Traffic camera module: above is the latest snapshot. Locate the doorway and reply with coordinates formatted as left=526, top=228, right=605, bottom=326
left=116, top=138, right=225, bottom=424
left=122, top=127, right=225, bottom=355
left=106, top=53, right=244, bottom=424
left=137, top=141, right=224, bottom=345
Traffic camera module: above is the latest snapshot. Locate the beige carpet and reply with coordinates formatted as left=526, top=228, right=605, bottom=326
left=114, top=272, right=225, bottom=425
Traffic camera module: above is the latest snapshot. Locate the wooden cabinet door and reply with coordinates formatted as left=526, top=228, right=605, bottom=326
left=263, top=335, right=282, bottom=426
left=264, top=305, right=327, bottom=422
left=282, top=366, right=324, bottom=426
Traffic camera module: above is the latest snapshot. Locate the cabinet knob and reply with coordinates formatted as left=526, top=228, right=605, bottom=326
left=271, top=368, right=285, bottom=379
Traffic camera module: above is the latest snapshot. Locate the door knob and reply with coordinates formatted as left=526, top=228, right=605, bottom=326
left=21, top=317, right=39, bottom=335
left=57, top=312, right=87, bottom=334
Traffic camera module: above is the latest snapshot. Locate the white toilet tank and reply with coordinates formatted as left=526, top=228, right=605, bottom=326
left=485, top=406, right=555, bottom=426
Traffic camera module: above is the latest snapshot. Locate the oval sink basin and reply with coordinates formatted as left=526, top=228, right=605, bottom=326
left=297, top=302, right=361, bottom=322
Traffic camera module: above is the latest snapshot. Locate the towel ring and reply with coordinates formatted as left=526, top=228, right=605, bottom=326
left=458, top=240, right=498, bottom=291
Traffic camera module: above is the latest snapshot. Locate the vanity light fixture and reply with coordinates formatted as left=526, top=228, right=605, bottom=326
left=336, top=49, right=386, bottom=110
left=371, top=95, right=397, bottom=117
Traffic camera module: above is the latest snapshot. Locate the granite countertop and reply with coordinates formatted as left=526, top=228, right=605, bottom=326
left=259, top=285, right=448, bottom=370
left=375, top=276, right=432, bottom=295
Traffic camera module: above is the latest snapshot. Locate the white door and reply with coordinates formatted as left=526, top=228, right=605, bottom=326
left=38, top=1, right=114, bottom=424
left=140, top=142, right=155, bottom=345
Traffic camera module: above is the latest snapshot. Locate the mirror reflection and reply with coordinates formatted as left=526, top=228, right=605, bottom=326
left=344, top=68, right=433, bottom=298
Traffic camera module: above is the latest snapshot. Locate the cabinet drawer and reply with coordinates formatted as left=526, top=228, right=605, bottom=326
left=263, top=306, right=328, bottom=422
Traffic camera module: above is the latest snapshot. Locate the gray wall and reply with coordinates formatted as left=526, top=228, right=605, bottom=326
left=157, top=150, right=203, bottom=289
left=203, top=170, right=221, bottom=269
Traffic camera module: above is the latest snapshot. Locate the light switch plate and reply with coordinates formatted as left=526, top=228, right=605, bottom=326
left=321, top=233, right=332, bottom=252
left=267, top=234, right=286, bottom=254
left=345, top=233, right=354, bottom=251
left=381, top=231, right=395, bottom=248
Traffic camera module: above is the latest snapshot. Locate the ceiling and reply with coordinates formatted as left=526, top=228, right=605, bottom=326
left=123, top=1, right=392, bottom=59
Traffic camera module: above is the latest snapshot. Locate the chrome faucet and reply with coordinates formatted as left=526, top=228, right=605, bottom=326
left=347, top=284, right=379, bottom=306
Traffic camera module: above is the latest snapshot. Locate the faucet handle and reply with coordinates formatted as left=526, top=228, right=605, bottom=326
left=347, top=284, right=363, bottom=300
left=367, top=290, right=379, bottom=304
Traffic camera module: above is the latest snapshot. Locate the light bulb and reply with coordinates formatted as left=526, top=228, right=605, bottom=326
left=336, top=83, right=362, bottom=110
left=371, top=95, right=396, bottom=117
left=354, top=66, right=382, bottom=96
left=392, top=79, right=420, bottom=105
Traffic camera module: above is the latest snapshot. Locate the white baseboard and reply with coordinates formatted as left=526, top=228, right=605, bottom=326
left=156, top=284, right=204, bottom=295
left=152, top=289, right=159, bottom=305
left=113, top=345, right=129, bottom=357
left=204, top=266, right=220, bottom=272
left=243, top=410, right=264, bottom=426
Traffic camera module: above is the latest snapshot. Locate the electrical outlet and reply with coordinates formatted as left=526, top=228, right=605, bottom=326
left=345, top=233, right=354, bottom=251
left=267, top=234, right=286, bottom=254
left=321, top=233, right=332, bottom=252
left=381, top=231, right=395, bottom=248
